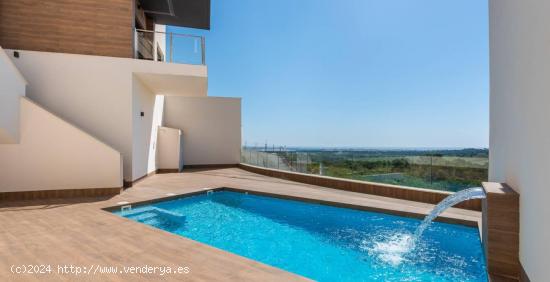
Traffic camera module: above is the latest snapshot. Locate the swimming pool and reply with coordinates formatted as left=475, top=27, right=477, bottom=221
left=113, top=190, right=487, bottom=281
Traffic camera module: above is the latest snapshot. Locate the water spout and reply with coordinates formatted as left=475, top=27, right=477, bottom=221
left=369, top=187, right=486, bottom=266
left=413, top=187, right=486, bottom=241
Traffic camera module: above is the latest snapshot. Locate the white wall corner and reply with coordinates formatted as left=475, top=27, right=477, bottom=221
left=163, top=96, right=242, bottom=166
left=0, top=47, right=27, bottom=144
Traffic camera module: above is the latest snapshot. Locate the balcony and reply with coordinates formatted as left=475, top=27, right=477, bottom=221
left=134, top=29, right=205, bottom=65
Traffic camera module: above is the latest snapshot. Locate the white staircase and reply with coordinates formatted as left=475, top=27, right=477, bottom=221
left=0, top=47, right=123, bottom=193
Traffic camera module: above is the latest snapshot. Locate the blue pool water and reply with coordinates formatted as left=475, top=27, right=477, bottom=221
left=114, top=190, right=487, bottom=281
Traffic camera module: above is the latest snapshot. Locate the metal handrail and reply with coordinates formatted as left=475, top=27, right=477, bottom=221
left=134, top=28, right=205, bottom=65
left=135, top=28, right=203, bottom=40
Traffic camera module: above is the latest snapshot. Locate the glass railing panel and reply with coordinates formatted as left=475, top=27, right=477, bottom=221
left=169, top=33, right=204, bottom=65
left=135, top=29, right=205, bottom=65
left=427, top=155, right=488, bottom=191
left=241, top=146, right=488, bottom=192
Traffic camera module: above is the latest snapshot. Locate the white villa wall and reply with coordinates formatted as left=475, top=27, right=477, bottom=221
left=147, top=95, right=165, bottom=173
left=489, top=1, right=550, bottom=280
left=0, top=47, right=26, bottom=143
left=6, top=49, right=207, bottom=181
left=154, top=24, right=167, bottom=62
left=132, top=77, right=156, bottom=179
left=164, top=96, right=241, bottom=166
left=8, top=50, right=133, bottom=180
left=157, top=126, right=183, bottom=170
left=0, top=98, right=122, bottom=191
left=134, top=72, right=208, bottom=96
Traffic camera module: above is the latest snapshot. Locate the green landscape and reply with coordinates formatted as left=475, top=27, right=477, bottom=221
left=242, top=148, right=488, bottom=192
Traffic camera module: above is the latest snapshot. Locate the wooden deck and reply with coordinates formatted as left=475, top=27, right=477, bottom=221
left=0, top=168, right=481, bottom=281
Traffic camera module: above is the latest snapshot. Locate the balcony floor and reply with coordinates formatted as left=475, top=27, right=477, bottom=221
left=0, top=167, right=480, bottom=281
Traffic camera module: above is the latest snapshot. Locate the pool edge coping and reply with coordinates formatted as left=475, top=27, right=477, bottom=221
left=102, top=187, right=480, bottom=228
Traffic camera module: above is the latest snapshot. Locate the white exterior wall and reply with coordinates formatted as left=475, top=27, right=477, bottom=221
left=0, top=47, right=26, bottom=143
left=154, top=24, right=167, bottom=62
left=157, top=126, right=183, bottom=170
left=489, top=1, right=550, bottom=280
left=6, top=49, right=206, bottom=181
left=147, top=95, right=165, bottom=173
left=132, top=77, right=156, bottom=179
left=164, top=96, right=241, bottom=166
left=0, top=98, right=122, bottom=191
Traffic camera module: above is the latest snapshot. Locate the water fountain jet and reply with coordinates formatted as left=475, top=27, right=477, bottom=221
left=368, top=187, right=486, bottom=266
left=413, top=186, right=486, bottom=242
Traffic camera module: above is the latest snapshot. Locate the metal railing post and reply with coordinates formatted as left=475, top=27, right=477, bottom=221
left=306, top=152, right=309, bottom=174
left=169, top=32, right=174, bottom=63
left=201, top=37, right=206, bottom=65
left=133, top=29, right=138, bottom=58
left=430, top=155, right=433, bottom=187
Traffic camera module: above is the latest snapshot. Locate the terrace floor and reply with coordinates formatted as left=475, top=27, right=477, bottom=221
left=0, top=167, right=481, bottom=281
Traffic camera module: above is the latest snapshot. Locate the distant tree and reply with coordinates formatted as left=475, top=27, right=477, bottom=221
left=391, top=158, right=410, bottom=169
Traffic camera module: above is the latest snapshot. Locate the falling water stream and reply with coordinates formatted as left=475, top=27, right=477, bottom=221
left=413, top=186, right=486, bottom=241
left=370, top=187, right=486, bottom=266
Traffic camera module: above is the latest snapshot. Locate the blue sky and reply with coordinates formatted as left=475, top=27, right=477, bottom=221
left=169, top=0, right=489, bottom=148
